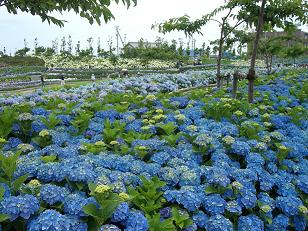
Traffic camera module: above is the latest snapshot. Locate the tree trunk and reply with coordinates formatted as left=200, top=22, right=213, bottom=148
left=269, top=55, right=273, bottom=73
left=265, top=54, right=270, bottom=75
left=226, top=73, right=230, bottom=87
left=232, top=70, right=239, bottom=98
left=247, top=0, right=267, bottom=103
left=216, top=23, right=225, bottom=88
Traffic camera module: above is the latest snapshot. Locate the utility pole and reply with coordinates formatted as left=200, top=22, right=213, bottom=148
left=116, top=26, right=119, bottom=56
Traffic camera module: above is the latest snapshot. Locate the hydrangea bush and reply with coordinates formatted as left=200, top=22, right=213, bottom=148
left=0, top=68, right=307, bottom=230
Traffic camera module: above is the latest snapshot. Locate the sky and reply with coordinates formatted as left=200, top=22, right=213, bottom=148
left=0, top=0, right=307, bottom=55
left=0, top=0, right=227, bottom=54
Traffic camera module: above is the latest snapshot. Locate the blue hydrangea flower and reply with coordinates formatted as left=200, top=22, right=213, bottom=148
left=203, top=194, right=226, bottom=215
left=276, top=196, right=303, bottom=216
left=150, top=152, right=171, bottom=165
left=267, top=214, right=289, bottom=231
left=40, top=184, right=69, bottom=205
left=259, top=170, right=275, bottom=191
left=175, top=190, right=201, bottom=212
left=0, top=194, right=40, bottom=221
left=178, top=168, right=200, bottom=186
left=32, top=108, right=48, bottom=116
left=296, top=175, right=308, bottom=194
left=237, top=189, right=257, bottom=209
left=226, top=200, right=242, bottom=215
left=193, top=211, right=208, bottom=228
left=205, top=167, right=230, bottom=187
left=238, top=215, right=264, bottom=231
left=293, top=215, right=306, bottom=231
left=231, top=141, right=250, bottom=156
left=27, top=209, right=87, bottom=231
left=258, top=193, right=275, bottom=211
left=158, top=167, right=179, bottom=186
left=183, top=223, right=198, bottom=231
left=63, top=193, right=97, bottom=217
left=277, top=183, right=298, bottom=197
left=111, top=202, right=129, bottom=223
left=159, top=207, right=172, bottom=219
left=205, top=214, right=233, bottom=231
left=124, top=211, right=148, bottom=231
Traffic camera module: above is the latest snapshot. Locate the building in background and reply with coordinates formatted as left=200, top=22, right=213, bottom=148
left=247, top=29, right=308, bottom=54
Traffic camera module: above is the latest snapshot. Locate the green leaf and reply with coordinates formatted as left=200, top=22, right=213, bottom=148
left=171, top=207, right=192, bottom=229
left=205, top=185, right=228, bottom=195
left=147, top=213, right=176, bottom=231
left=0, top=186, right=5, bottom=200
left=88, top=182, right=97, bottom=194
left=40, top=155, right=57, bottom=163
left=99, top=196, right=121, bottom=223
left=0, top=214, right=10, bottom=222
left=12, top=174, right=29, bottom=192
left=83, top=203, right=101, bottom=218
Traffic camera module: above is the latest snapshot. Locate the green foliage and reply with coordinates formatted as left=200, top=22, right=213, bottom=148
left=82, top=142, right=107, bottom=155
left=102, top=120, right=126, bottom=144
left=289, top=79, right=308, bottom=103
left=0, top=152, right=29, bottom=194
left=163, top=133, right=183, bottom=147
left=133, top=145, right=149, bottom=160
left=71, top=111, right=93, bottom=135
left=147, top=207, right=192, bottom=231
left=41, top=97, right=66, bottom=110
left=276, top=143, right=289, bottom=162
left=15, top=47, right=30, bottom=57
left=61, top=102, right=78, bottom=115
left=83, top=183, right=122, bottom=230
left=40, top=155, right=58, bottom=163
left=205, top=184, right=232, bottom=195
left=41, top=113, right=61, bottom=129
left=122, top=38, right=182, bottom=61
left=156, top=122, right=177, bottom=135
left=0, top=186, right=10, bottom=222
left=287, top=106, right=308, bottom=125
left=147, top=213, right=176, bottom=231
left=2, top=0, right=137, bottom=27
left=171, top=208, right=193, bottom=229
left=0, top=56, right=45, bottom=66
left=128, top=176, right=166, bottom=215
left=0, top=107, right=17, bottom=139
left=204, top=98, right=250, bottom=121
left=32, top=134, right=53, bottom=148
left=121, top=131, right=152, bottom=145
left=239, top=121, right=263, bottom=140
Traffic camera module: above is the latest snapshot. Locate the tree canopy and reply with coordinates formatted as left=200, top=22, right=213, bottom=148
left=155, top=0, right=307, bottom=37
left=0, top=0, right=137, bottom=27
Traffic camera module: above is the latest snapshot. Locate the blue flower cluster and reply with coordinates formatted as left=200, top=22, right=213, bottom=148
left=27, top=209, right=87, bottom=231
left=0, top=194, right=40, bottom=221
left=0, top=69, right=307, bottom=230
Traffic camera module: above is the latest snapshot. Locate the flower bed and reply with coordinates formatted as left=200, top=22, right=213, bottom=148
left=0, top=69, right=307, bottom=231
left=42, top=55, right=175, bottom=69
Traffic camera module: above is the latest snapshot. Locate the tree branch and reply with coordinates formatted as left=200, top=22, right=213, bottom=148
left=222, top=19, right=245, bottom=40
left=209, top=18, right=222, bottom=25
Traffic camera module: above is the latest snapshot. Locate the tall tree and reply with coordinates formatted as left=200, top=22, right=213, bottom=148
left=156, top=0, right=307, bottom=100
left=247, top=0, right=266, bottom=103
left=258, top=36, right=285, bottom=74
left=233, top=0, right=307, bottom=102
left=0, top=0, right=137, bottom=27
left=67, top=35, right=73, bottom=55
left=154, top=1, right=250, bottom=88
